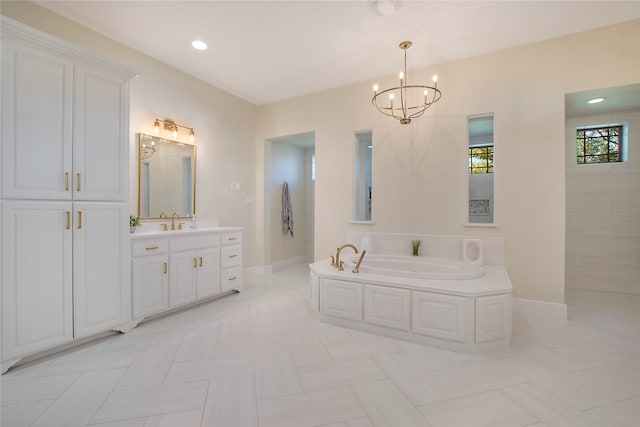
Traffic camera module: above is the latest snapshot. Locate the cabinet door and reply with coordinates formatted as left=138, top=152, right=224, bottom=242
left=320, top=279, right=362, bottom=321
left=132, top=255, right=169, bottom=318
left=2, top=201, right=73, bottom=361
left=1, top=39, right=73, bottom=200
left=364, top=285, right=410, bottom=331
left=197, top=247, right=220, bottom=298
left=169, top=251, right=198, bottom=307
left=73, top=63, right=128, bottom=201
left=412, top=291, right=469, bottom=343
left=73, top=203, right=129, bottom=338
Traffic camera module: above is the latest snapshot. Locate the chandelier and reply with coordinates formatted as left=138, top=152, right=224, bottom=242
left=372, top=41, right=441, bottom=124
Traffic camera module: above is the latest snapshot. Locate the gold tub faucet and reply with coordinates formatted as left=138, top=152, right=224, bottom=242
left=335, top=243, right=358, bottom=270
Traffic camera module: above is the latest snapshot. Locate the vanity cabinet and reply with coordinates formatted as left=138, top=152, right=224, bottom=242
left=131, top=229, right=241, bottom=323
left=1, top=18, right=136, bottom=374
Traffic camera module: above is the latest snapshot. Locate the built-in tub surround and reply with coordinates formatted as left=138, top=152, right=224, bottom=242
left=310, top=233, right=512, bottom=353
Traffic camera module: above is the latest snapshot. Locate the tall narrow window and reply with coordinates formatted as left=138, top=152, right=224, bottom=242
left=576, top=125, right=623, bottom=164
left=353, top=131, right=372, bottom=221
left=467, top=115, right=494, bottom=224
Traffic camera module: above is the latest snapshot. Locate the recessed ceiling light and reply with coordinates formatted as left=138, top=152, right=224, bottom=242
left=191, top=40, right=207, bottom=51
left=587, top=97, right=606, bottom=104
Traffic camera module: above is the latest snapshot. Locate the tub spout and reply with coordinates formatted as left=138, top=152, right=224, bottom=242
left=335, top=243, right=358, bottom=268
left=352, top=250, right=367, bottom=273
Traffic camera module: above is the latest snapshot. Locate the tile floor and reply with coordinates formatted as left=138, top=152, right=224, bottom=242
left=1, top=263, right=638, bottom=427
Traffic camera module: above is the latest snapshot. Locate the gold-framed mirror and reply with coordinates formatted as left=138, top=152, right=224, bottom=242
left=137, top=133, right=196, bottom=219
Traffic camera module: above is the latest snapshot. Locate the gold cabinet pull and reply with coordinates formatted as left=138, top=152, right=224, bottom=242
left=65, top=172, right=70, bottom=191
left=228, top=254, right=237, bottom=258
left=77, top=173, right=82, bottom=191
left=199, top=257, right=203, bottom=267
left=193, top=258, right=197, bottom=268
left=163, top=262, right=168, bottom=274
left=66, top=211, right=71, bottom=230
left=77, top=211, right=83, bottom=229
left=228, top=276, right=237, bottom=281
left=146, top=246, right=159, bottom=251
left=228, top=237, right=237, bottom=241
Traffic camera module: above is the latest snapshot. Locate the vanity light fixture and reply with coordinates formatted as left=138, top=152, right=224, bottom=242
left=587, top=97, right=606, bottom=104
left=372, top=41, right=442, bottom=124
left=152, top=118, right=196, bottom=142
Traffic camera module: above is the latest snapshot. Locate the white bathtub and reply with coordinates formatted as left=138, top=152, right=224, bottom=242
left=345, top=254, right=484, bottom=280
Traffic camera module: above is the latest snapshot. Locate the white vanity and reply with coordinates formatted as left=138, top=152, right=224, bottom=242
left=130, top=227, right=243, bottom=323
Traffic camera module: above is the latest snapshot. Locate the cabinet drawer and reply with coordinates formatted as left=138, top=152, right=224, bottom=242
left=132, top=239, right=168, bottom=257
left=221, top=268, right=242, bottom=292
left=221, top=245, right=242, bottom=268
left=221, top=232, right=242, bottom=245
left=170, top=234, right=220, bottom=252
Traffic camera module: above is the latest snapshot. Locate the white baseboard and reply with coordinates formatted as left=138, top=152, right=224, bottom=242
left=272, top=255, right=305, bottom=272
left=513, top=298, right=567, bottom=323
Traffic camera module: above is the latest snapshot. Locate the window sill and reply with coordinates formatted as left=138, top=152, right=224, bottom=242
left=464, top=222, right=499, bottom=228
left=350, top=220, right=374, bottom=225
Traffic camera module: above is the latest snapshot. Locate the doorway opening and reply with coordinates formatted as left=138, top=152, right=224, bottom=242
left=266, top=132, right=315, bottom=271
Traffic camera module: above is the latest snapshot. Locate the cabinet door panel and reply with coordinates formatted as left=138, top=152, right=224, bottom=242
left=364, top=285, right=410, bottom=331
left=2, top=40, right=73, bottom=199
left=73, top=63, right=127, bottom=201
left=412, top=291, right=467, bottom=343
left=73, top=203, right=129, bottom=338
left=132, top=255, right=169, bottom=318
left=2, top=201, right=73, bottom=360
left=476, top=294, right=511, bottom=343
left=321, top=279, right=362, bottom=321
left=169, top=251, right=197, bottom=307
left=197, top=247, right=220, bottom=298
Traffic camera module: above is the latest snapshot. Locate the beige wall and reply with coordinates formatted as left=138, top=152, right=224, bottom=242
left=255, top=20, right=640, bottom=303
left=2, top=1, right=259, bottom=267
left=566, top=109, right=640, bottom=294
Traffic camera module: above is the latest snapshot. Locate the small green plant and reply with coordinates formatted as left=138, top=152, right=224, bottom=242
left=411, top=239, right=422, bottom=256
left=129, top=215, right=140, bottom=227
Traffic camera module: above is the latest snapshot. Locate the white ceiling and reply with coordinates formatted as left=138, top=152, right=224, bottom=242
left=34, top=0, right=640, bottom=106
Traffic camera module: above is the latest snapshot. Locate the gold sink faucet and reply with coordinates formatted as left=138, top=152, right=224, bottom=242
left=335, top=243, right=358, bottom=271
left=171, top=212, right=180, bottom=230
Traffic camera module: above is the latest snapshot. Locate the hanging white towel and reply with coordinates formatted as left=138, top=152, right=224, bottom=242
left=282, top=181, right=294, bottom=237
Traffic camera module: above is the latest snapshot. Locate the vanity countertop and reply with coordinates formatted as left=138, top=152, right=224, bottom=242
left=129, top=226, right=244, bottom=240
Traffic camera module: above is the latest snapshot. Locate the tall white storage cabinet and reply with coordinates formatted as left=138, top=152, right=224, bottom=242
left=1, top=18, right=137, bottom=373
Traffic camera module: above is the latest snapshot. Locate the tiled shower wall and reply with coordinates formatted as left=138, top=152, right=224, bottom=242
left=565, top=109, right=640, bottom=294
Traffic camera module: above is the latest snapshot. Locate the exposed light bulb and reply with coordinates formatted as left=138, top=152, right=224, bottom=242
left=432, top=75, right=438, bottom=83
left=154, top=119, right=160, bottom=134
left=373, top=84, right=379, bottom=92
left=399, top=71, right=404, bottom=80
left=389, top=93, right=395, bottom=100
left=172, top=126, right=178, bottom=138
left=189, top=129, right=195, bottom=142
